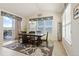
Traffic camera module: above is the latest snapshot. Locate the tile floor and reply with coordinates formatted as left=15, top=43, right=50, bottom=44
left=53, top=40, right=67, bottom=56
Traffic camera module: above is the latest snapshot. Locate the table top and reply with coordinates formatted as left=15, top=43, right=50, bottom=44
left=19, top=33, right=46, bottom=37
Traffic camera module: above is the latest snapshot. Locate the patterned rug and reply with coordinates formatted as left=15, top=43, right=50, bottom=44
left=4, top=43, right=53, bottom=56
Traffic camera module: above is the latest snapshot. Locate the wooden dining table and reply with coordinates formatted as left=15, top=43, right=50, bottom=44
left=19, top=33, right=45, bottom=46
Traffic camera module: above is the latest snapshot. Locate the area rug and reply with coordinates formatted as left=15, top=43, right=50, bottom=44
left=3, top=43, right=53, bottom=56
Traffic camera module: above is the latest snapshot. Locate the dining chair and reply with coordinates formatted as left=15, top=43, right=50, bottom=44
left=21, top=31, right=26, bottom=34
left=21, top=34, right=29, bottom=46
left=41, top=32, right=48, bottom=47
left=29, top=31, right=35, bottom=44
left=29, top=31, right=35, bottom=34
left=16, top=31, right=26, bottom=43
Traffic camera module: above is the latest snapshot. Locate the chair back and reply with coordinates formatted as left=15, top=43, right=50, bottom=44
left=29, top=31, right=35, bottom=34
left=21, top=31, right=26, bottom=34
left=22, top=34, right=28, bottom=44
left=29, top=31, right=35, bottom=40
left=46, top=32, right=48, bottom=41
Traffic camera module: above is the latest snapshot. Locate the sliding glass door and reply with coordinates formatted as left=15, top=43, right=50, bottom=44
left=3, top=16, right=15, bottom=42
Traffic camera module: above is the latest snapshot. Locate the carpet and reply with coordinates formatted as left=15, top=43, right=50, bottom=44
left=4, top=43, right=53, bottom=56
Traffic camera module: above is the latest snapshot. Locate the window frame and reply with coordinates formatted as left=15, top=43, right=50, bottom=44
left=29, top=16, right=53, bottom=33
left=62, top=4, right=72, bottom=45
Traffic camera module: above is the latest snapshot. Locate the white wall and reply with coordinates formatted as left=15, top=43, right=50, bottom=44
left=20, top=17, right=30, bottom=32
left=71, top=3, right=79, bottom=56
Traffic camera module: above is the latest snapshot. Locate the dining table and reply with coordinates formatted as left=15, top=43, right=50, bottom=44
left=19, top=32, right=46, bottom=46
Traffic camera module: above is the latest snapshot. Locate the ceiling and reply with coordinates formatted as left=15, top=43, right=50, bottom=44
left=0, top=3, right=65, bottom=18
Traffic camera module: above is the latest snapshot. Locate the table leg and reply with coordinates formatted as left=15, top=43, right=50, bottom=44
left=37, top=36, right=42, bottom=46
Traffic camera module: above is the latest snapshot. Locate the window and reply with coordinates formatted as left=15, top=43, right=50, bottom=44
left=29, top=16, right=53, bottom=33
left=29, top=21, right=37, bottom=31
left=62, top=4, right=71, bottom=45
left=37, top=19, right=44, bottom=32
left=3, top=16, right=13, bottom=41
left=44, top=19, right=52, bottom=33
left=3, top=16, right=12, bottom=27
left=65, top=23, right=71, bottom=44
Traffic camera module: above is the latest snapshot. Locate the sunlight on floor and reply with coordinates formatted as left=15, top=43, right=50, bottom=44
left=3, top=40, right=15, bottom=46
